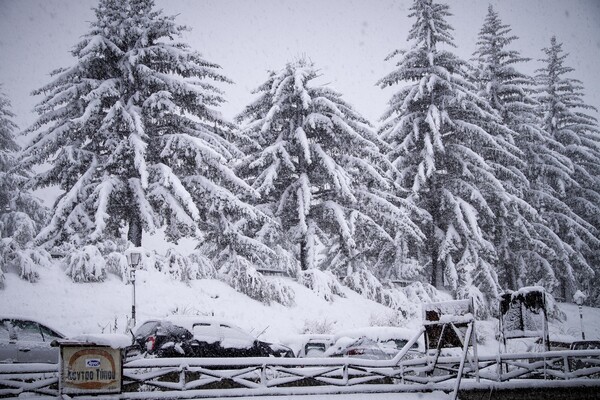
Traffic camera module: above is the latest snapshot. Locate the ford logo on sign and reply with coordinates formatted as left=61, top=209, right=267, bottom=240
left=86, top=359, right=101, bottom=368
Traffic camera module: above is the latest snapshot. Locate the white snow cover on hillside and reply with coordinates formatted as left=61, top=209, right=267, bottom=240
left=1, top=263, right=597, bottom=352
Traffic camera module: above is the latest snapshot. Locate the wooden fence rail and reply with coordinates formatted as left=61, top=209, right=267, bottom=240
left=1, top=349, right=599, bottom=398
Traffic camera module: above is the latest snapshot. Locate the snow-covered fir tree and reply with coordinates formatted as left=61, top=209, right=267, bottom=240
left=535, top=36, right=600, bottom=302
left=470, top=6, right=574, bottom=293
left=21, top=0, right=268, bottom=276
left=236, top=59, right=423, bottom=293
left=0, top=87, right=51, bottom=287
left=378, top=0, right=516, bottom=313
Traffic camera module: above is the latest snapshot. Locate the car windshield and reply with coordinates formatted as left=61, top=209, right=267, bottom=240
left=135, top=321, right=160, bottom=338
left=573, top=341, right=600, bottom=350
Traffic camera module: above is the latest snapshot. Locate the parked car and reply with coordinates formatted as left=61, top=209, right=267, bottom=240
left=0, top=316, right=66, bottom=363
left=324, top=326, right=424, bottom=360
left=325, top=336, right=393, bottom=360
left=569, top=340, right=600, bottom=373
left=533, top=334, right=576, bottom=352
left=129, top=316, right=294, bottom=358
left=281, top=334, right=335, bottom=358
left=570, top=340, right=600, bottom=350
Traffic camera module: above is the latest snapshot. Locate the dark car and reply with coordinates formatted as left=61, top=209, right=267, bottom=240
left=129, top=316, right=294, bottom=359
left=569, top=340, right=600, bottom=374
left=0, top=317, right=66, bottom=363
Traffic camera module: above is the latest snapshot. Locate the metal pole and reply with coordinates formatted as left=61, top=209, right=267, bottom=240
left=131, top=269, right=136, bottom=327
left=579, top=305, right=585, bottom=340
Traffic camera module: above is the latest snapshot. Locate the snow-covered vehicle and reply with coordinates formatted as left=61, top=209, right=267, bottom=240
left=324, top=326, right=424, bottom=360
left=128, top=316, right=294, bottom=359
left=0, top=316, right=66, bottom=363
left=281, top=334, right=335, bottom=358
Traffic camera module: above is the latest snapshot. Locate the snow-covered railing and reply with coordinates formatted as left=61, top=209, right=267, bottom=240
left=0, top=363, right=59, bottom=397
left=1, top=349, right=599, bottom=398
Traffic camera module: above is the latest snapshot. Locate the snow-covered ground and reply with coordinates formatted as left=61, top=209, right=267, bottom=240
left=0, top=262, right=598, bottom=353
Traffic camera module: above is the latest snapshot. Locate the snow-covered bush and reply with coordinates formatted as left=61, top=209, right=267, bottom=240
left=162, top=248, right=192, bottom=282
left=343, top=269, right=396, bottom=307
left=152, top=249, right=217, bottom=283
left=0, top=238, right=52, bottom=285
left=188, top=250, right=217, bottom=279
left=219, top=255, right=294, bottom=306
left=368, top=310, right=407, bottom=327
left=63, top=245, right=106, bottom=283
left=104, top=252, right=128, bottom=281
left=0, top=212, right=37, bottom=246
left=299, top=269, right=345, bottom=302
left=301, top=318, right=336, bottom=334
left=456, top=285, right=489, bottom=319
left=96, top=239, right=130, bottom=256
left=403, top=281, right=446, bottom=305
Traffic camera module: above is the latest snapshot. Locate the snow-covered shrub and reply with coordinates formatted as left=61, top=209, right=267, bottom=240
left=273, top=246, right=300, bottom=279
left=301, top=318, right=336, bottom=334
left=188, top=251, right=217, bottom=279
left=456, top=285, right=489, bottom=319
left=63, top=245, right=106, bottom=282
left=49, top=242, right=75, bottom=259
left=0, top=212, right=36, bottom=246
left=403, top=281, right=447, bottom=304
left=368, top=310, right=407, bottom=327
left=219, top=255, right=294, bottom=306
left=104, top=252, right=128, bottom=281
left=0, top=238, right=52, bottom=284
left=96, top=239, right=129, bottom=256
left=161, top=248, right=192, bottom=282
left=343, top=269, right=396, bottom=307
left=299, top=269, right=345, bottom=302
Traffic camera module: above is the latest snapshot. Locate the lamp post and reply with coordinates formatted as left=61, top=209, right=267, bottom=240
left=126, top=250, right=142, bottom=328
left=573, top=290, right=586, bottom=340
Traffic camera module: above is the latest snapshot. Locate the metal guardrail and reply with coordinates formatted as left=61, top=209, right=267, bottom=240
left=1, top=350, right=599, bottom=398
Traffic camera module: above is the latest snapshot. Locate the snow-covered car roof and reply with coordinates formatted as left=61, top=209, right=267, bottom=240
left=332, top=326, right=424, bottom=352
left=334, top=326, right=419, bottom=342
left=137, top=316, right=255, bottom=337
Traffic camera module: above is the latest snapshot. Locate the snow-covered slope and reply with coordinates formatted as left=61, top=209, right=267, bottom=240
left=0, top=264, right=416, bottom=343
left=1, top=264, right=597, bottom=353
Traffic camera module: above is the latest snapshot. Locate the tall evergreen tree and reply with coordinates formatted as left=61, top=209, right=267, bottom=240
left=0, top=88, right=50, bottom=287
left=236, top=59, right=423, bottom=282
left=378, top=0, right=515, bottom=312
left=470, top=6, right=571, bottom=292
left=21, top=0, right=263, bottom=263
left=535, top=36, right=600, bottom=301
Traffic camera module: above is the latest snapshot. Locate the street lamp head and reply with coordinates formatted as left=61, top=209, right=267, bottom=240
left=126, top=250, right=142, bottom=268
left=573, top=290, right=586, bottom=306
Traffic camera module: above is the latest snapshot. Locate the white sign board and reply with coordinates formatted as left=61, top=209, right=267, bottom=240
left=60, top=345, right=122, bottom=395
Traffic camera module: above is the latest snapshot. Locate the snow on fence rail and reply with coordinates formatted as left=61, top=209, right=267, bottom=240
left=1, top=350, right=599, bottom=398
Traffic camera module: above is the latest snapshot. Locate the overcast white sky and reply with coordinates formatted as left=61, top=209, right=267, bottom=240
left=1, top=0, right=599, bottom=144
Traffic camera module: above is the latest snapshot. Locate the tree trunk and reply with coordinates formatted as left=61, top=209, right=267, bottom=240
left=430, top=235, right=441, bottom=288
left=300, top=238, right=308, bottom=271
left=429, top=189, right=442, bottom=288
left=128, top=212, right=142, bottom=247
